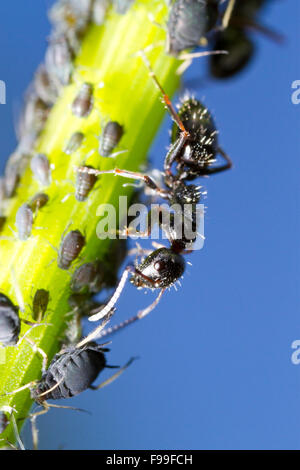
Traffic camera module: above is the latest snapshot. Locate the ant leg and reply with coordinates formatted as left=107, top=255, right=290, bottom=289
left=87, top=266, right=133, bottom=324
left=204, top=147, right=233, bottom=175
left=85, top=289, right=165, bottom=344
left=77, top=166, right=169, bottom=199
left=90, top=357, right=137, bottom=390
left=138, top=50, right=190, bottom=138
left=176, top=50, right=228, bottom=75
left=221, top=0, right=236, bottom=30
left=164, top=132, right=190, bottom=176
left=3, top=381, right=37, bottom=397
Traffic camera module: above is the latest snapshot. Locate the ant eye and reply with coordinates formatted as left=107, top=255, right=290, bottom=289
left=154, top=261, right=165, bottom=272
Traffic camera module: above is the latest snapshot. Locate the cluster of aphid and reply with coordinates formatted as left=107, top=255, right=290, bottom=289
left=0, top=0, right=279, bottom=449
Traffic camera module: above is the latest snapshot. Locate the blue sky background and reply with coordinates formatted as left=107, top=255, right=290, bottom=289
left=0, top=0, right=299, bottom=450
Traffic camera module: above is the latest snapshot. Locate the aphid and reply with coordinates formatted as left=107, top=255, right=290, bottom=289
left=7, top=342, right=134, bottom=413
left=0, top=411, right=8, bottom=434
left=45, top=33, right=74, bottom=86
left=18, top=92, right=50, bottom=138
left=48, top=0, right=93, bottom=37
left=71, top=261, right=105, bottom=293
left=0, top=293, right=20, bottom=347
left=32, top=289, right=50, bottom=323
left=30, top=154, right=51, bottom=187
left=15, top=203, right=34, bottom=241
left=34, top=64, right=59, bottom=106
left=113, top=0, right=135, bottom=15
left=167, top=0, right=219, bottom=56
left=75, top=165, right=97, bottom=201
left=71, top=82, right=94, bottom=118
left=29, top=193, right=49, bottom=213
left=99, top=121, right=124, bottom=157
left=58, top=229, right=85, bottom=270
left=64, top=131, right=84, bottom=155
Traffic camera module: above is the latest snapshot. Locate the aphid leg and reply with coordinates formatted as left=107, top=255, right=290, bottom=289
left=3, top=381, right=37, bottom=397
left=84, top=289, right=165, bottom=343
left=24, top=337, right=48, bottom=373
left=176, top=50, right=228, bottom=75
left=77, top=166, right=168, bottom=198
left=137, top=50, right=190, bottom=138
left=10, top=412, right=25, bottom=450
left=221, top=0, right=236, bottom=30
left=203, top=147, right=232, bottom=175
left=90, top=357, right=137, bottom=390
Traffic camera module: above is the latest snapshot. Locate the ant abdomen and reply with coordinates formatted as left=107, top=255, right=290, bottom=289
left=131, top=247, right=185, bottom=289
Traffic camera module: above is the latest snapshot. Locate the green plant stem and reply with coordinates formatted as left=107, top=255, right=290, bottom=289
left=0, top=0, right=180, bottom=446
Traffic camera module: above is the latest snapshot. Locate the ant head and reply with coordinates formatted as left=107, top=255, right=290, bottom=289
left=131, top=247, right=185, bottom=289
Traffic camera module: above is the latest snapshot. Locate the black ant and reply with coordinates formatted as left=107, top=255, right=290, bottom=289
left=209, top=0, right=284, bottom=79
left=76, top=50, right=231, bottom=336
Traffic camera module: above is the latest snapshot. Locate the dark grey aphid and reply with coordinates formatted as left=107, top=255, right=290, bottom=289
left=30, top=154, right=51, bottom=187
left=71, top=261, right=105, bottom=293
left=99, top=121, right=124, bottom=157
left=15, top=204, right=33, bottom=241
left=45, top=34, right=74, bottom=86
left=167, top=0, right=219, bottom=55
left=0, top=411, right=8, bottom=434
left=34, top=64, right=59, bottom=106
left=31, top=342, right=107, bottom=401
left=58, top=229, right=85, bottom=270
left=30, top=193, right=49, bottom=213
left=0, top=293, right=20, bottom=347
left=64, top=131, right=84, bottom=155
left=71, top=83, right=94, bottom=118
left=32, top=289, right=49, bottom=322
left=75, top=165, right=97, bottom=201
left=113, top=0, right=135, bottom=14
